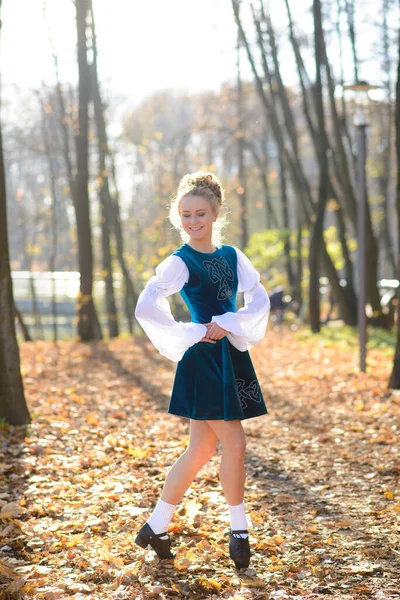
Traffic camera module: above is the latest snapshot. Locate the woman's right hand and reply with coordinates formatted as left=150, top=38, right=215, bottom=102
left=199, top=336, right=217, bottom=344
left=199, top=324, right=217, bottom=343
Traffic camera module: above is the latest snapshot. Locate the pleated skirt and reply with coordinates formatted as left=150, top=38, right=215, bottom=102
left=168, top=337, right=268, bottom=421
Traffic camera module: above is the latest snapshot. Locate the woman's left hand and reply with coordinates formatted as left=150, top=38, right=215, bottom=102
left=204, top=322, right=229, bottom=340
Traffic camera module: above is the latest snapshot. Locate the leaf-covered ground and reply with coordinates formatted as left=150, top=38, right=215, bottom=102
left=0, top=328, right=399, bottom=599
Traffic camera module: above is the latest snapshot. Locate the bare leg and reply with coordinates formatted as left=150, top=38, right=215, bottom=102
left=160, top=419, right=218, bottom=505
left=205, top=419, right=246, bottom=505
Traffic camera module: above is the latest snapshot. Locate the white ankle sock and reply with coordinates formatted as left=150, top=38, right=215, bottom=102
left=228, top=501, right=249, bottom=538
left=146, top=498, right=177, bottom=540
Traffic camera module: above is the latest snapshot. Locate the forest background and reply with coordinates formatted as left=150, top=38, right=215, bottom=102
left=0, top=2, right=400, bottom=598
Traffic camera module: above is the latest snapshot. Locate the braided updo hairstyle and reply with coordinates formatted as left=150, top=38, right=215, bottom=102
left=168, top=171, right=229, bottom=247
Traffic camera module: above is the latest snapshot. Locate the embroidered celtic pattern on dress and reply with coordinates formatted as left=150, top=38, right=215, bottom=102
left=235, top=378, right=262, bottom=410
left=202, top=257, right=234, bottom=300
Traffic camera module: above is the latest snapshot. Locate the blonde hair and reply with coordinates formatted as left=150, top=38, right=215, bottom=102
left=168, top=171, right=229, bottom=247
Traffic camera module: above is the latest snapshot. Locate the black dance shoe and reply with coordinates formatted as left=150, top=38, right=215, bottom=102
left=229, top=529, right=251, bottom=570
left=134, top=522, right=174, bottom=559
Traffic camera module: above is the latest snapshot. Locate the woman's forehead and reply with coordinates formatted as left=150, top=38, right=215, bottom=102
left=180, top=195, right=211, bottom=211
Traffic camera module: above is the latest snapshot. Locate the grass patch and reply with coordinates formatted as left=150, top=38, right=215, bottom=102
left=295, top=323, right=396, bottom=355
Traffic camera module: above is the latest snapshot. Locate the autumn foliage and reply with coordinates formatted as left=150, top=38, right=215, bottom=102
left=0, top=329, right=398, bottom=599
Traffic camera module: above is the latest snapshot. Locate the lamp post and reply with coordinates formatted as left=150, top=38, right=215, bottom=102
left=343, top=81, right=380, bottom=373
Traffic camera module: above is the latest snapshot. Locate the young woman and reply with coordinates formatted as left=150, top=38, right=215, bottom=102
left=134, top=172, right=270, bottom=570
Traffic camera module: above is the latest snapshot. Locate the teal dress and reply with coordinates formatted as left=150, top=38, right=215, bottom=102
left=168, top=243, right=268, bottom=421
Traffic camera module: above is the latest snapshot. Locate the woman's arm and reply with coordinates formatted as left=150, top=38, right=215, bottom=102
left=209, top=246, right=270, bottom=351
left=135, top=255, right=207, bottom=362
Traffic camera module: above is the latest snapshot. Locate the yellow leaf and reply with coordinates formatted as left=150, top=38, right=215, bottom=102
left=272, top=535, right=285, bottom=544
left=335, top=520, right=351, bottom=528
left=127, top=446, right=148, bottom=458
left=250, top=511, right=264, bottom=524
left=256, top=541, right=277, bottom=551
left=240, top=577, right=265, bottom=586
left=66, top=533, right=85, bottom=548
left=85, top=412, right=99, bottom=425
left=70, top=394, right=84, bottom=404
left=326, top=535, right=334, bottom=544
left=108, top=555, right=124, bottom=569
left=198, top=577, right=222, bottom=591
left=207, top=579, right=221, bottom=590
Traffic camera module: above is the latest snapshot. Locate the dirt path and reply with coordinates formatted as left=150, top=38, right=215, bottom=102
left=0, top=330, right=399, bottom=599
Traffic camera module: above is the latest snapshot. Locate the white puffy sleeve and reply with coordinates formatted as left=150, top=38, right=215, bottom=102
left=135, top=255, right=207, bottom=362
left=210, top=246, right=270, bottom=351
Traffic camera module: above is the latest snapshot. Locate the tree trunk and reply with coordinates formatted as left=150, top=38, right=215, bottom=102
left=284, top=0, right=317, bottom=146
left=389, top=10, right=400, bottom=389
left=334, top=201, right=355, bottom=292
left=109, top=149, right=139, bottom=335
left=261, top=124, right=274, bottom=229
left=14, top=303, right=32, bottom=342
left=243, top=137, right=279, bottom=228
left=38, top=91, right=58, bottom=342
left=295, top=217, right=303, bottom=316
left=344, top=0, right=359, bottom=82
left=322, top=38, right=383, bottom=317
left=379, top=0, right=396, bottom=277
left=236, top=10, right=248, bottom=248
left=0, top=1, right=30, bottom=424
left=284, top=0, right=358, bottom=321
left=233, top=0, right=357, bottom=324
left=19, top=192, right=42, bottom=338
left=279, top=153, right=295, bottom=296
left=335, top=0, right=357, bottom=171
left=90, top=2, right=119, bottom=338
left=309, top=0, right=329, bottom=332
left=261, top=2, right=298, bottom=155
left=75, top=0, right=102, bottom=341
left=284, top=0, right=371, bottom=324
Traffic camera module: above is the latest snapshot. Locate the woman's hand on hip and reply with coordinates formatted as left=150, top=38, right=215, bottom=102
left=199, top=335, right=217, bottom=343
left=203, top=321, right=229, bottom=340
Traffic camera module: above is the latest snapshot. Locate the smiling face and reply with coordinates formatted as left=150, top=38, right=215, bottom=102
left=179, top=194, right=217, bottom=243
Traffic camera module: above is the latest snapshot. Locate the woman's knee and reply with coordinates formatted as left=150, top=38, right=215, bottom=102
left=186, top=441, right=217, bottom=465
left=187, top=419, right=218, bottom=465
left=206, top=420, right=246, bottom=460
left=225, top=435, right=246, bottom=460
left=216, top=428, right=246, bottom=460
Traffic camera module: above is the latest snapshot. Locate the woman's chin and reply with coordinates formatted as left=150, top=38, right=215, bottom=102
left=188, top=231, right=206, bottom=239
